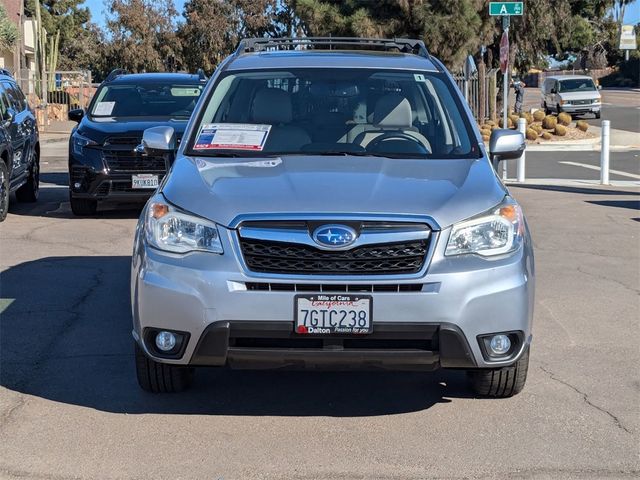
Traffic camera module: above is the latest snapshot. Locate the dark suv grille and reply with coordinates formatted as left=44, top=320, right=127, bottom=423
left=102, top=137, right=167, bottom=173
left=239, top=238, right=429, bottom=275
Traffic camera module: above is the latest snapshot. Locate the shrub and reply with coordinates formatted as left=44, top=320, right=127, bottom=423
left=526, top=128, right=538, bottom=141
left=558, top=112, right=572, bottom=126
left=554, top=124, right=567, bottom=136
left=542, top=115, right=557, bottom=129
left=576, top=120, right=589, bottom=132
left=533, top=110, right=546, bottom=122
left=542, top=132, right=552, bottom=140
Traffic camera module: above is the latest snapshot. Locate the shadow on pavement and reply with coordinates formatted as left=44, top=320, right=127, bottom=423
left=512, top=184, right=640, bottom=196
left=586, top=199, right=640, bottom=211
left=0, top=256, right=474, bottom=417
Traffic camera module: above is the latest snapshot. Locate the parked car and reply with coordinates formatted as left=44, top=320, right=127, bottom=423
left=131, top=38, right=534, bottom=397
left=541, top=74, right=602, bottom=118
left=0, top=69, right=40, bottom=222
left=67, top=70, right=207, bottom=215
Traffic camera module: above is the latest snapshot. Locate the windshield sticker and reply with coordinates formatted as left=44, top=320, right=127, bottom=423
left=414, top=74, right=426, bottom=82
left=171, top=87, right=201, bottom=97
left=93, top=101, right=115, bottom=116
left=194, top=123, right=271, bottom=151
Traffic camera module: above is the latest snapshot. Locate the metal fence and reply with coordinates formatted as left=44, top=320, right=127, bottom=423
left=453, top=68, right=499, bottom=124
left=14, top=70, right=94, bottom=130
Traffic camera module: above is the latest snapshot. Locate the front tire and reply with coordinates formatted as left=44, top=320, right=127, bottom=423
left=69, top=194, right=97, bottom=216
left=595, top=111, right=601, bottom=119
left=468, top=347, right=529, bottom=398
left=16, top=149, right=39, bottom=203
left=135, top=342, right=194, bottom=393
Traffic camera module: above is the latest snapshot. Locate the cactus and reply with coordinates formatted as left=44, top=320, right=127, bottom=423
left=509, top=114, right=520, bottom=126
left=576, top=120, right=589, bottom=132
left=542, top=115, right=557, bottom=129
left=520, top=112, right=533, bottom=124
left=542, top=132, right=552, bottom=140
left=531, top=124, right=543, bottom=134
left=498, top=117, right=513, bottom=128
left=533, top=110, right=546, bottom=122
left=47, top=30, right=60, bottom=91
left=554, top=124, right=567, bottom=136
left=526, top=128, right=538, bottom=141
left=557, top=112, right=572, bottom=126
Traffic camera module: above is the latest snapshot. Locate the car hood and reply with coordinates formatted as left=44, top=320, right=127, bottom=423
left=76, top=117, right=189, bottom=144
left=161, top=155, right=507, bottom=229
left=558, top=91, right=601, bottom=101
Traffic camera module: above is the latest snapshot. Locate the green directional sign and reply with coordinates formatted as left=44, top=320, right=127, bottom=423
left=489, top=2, right=524, bottom=16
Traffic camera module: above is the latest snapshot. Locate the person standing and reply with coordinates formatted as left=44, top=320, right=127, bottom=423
left=513, top=79, right=526, bottom=114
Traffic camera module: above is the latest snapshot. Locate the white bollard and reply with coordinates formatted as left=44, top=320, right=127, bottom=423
left=517, top=118, right=526, bottom=183
left=600, top=120, right=610, bottom=185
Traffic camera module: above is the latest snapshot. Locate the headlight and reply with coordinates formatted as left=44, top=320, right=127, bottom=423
left=445, top=199, right=524, bottom=257
left=72, top=133, right=97, bottom=155
left=145, top=201, right=223, bottom=254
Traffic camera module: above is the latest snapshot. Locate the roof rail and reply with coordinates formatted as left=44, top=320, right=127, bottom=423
left=0, top=68, right=13, bottom=77
left=236, top=37, right=430, bottom=59
left=104, top=68, right=127, bottom=83
left=196, top=68, right=207, bottom=81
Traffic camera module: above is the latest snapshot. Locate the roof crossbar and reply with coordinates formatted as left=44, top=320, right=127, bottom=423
left=236, top=37, right=430, bottom=59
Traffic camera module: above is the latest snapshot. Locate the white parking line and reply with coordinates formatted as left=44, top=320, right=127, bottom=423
left=559, top=161, right=640, bottom=179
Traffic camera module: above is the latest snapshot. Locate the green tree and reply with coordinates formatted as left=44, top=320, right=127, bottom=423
left=105, top=0, right=181, bottom=73
left=0, top=4, right=19, bottom=51
left=178, top=0, right=281, bottom=73
left=24, top=0, right=100, bottom=70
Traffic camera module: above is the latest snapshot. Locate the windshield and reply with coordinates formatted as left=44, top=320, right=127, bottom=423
left=558, top=78, right=596, bottom=93
left=188, top=68, right=477, bottom=159
left=90, top=83, right=203, bottom=118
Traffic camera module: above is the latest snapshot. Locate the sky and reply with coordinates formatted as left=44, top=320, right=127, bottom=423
left=84, top=0, right=639, bottom=28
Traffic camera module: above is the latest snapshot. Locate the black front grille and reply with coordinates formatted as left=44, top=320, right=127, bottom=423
left=103, top=150, right=167, bottom=173
left=240, top=238, right=428, bottom=275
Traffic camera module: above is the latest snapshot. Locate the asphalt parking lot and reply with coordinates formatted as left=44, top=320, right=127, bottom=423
left=0, top=139, right=638, bottom=479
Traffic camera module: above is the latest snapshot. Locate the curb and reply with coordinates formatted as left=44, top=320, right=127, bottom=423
left=506, top=178, right=640, bottom=188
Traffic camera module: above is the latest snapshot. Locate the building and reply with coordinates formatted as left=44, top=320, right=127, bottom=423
left=0, top=0, right=40, bottom=83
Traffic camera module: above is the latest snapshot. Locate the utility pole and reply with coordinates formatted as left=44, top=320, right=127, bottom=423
left=501, top=16, right=509, bottom=130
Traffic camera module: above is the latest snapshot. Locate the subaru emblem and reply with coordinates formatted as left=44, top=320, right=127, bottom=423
left=312, top=224, right=358, bottom=248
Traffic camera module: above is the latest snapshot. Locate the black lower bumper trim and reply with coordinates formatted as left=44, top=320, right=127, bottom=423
left=189, top=321, right=476, bottom=370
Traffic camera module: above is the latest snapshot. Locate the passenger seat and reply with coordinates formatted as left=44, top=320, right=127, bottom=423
left=250, top=88, right=311, bottom=151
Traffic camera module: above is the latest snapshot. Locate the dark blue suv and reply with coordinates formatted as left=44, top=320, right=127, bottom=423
left=0, top=69, right=40, bottom=222
left=67, top=70, right=206, bottom=215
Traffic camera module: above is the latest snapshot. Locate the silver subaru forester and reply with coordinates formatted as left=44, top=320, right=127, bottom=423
left=131, top=38, right=534, bottom=397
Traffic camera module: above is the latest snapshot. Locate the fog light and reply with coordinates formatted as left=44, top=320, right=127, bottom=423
left=74, top=182, right=81, bottom=189
left=155, top=331, right=176, bottom=352
left=489, top=334, right=511, bottom=355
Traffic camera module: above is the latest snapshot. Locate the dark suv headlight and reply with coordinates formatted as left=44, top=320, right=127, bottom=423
left=72, top=133, right=97, bottom=155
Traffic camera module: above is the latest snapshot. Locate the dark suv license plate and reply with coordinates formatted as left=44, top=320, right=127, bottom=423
left=294, top=294, right=372, bottom=334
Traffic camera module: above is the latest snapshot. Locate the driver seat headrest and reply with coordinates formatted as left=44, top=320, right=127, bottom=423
left=373, top=94, right=413, bottom=129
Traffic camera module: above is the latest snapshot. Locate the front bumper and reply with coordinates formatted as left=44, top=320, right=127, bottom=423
left=131, top=218, right=535, bottom=370
left=561, top=104, right=601, bottom=114
left=69, top=148, right=168, bottom=202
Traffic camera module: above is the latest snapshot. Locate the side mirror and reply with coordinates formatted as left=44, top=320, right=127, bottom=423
left=550, top=88, right=556, bottom=94
left=597, top=85, right=602, bottom=90
left=489, top=129, right=525, bottom=167
left=68, top=108, right=84, bottom=123
left=137, top=126, right=176, bottom=154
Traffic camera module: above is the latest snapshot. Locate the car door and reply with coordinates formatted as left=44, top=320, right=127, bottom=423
left=2, top=81, right=28, bottom=182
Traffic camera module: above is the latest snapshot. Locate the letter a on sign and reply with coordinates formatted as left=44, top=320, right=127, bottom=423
left=500, top=5, right=507, bottom=14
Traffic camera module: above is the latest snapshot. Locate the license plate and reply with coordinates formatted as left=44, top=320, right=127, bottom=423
left=131, top=174, right=159, bottom=189
left=295, top=294, right=372, bottom=335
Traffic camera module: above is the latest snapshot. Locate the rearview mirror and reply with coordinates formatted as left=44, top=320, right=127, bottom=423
left=489, top=129, right=525, bottom=167
left=68, top=108, right=84, bottom=123
left=137, top=126, right=176, bottom=154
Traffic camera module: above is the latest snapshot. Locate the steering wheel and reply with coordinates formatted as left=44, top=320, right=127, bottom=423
left=366, top=132, right=428, bottom=153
